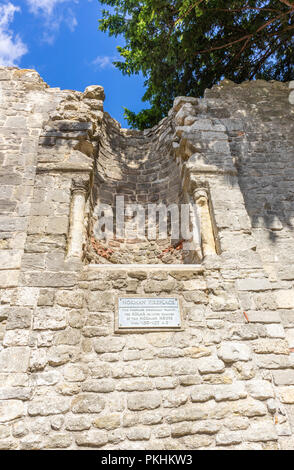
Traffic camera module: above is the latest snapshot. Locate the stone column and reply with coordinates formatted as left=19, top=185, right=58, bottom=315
left=67, top=179, right=88, bottom=259
left=193, top=187, right=217, bottom=257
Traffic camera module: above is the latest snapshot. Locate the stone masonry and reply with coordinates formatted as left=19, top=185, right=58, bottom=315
left=0, top=66, right=294, bottom=449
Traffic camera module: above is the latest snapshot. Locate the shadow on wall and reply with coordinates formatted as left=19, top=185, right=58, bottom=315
left=204, top=80, right=294, bottom=242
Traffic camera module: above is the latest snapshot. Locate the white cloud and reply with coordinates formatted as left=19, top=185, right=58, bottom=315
left=25, top=0, right=79, bottom=43
left=0, top=2, right=27, bottom=66
left=26, top=0, right=72, bottom=16
left=92, top=56, right=118, bottom=70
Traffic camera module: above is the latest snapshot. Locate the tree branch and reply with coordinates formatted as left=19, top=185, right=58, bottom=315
left=278, top=0, right=294, bottom=8
left=196, top=10, right=291, bottom=55
left=174, top=0, right=205, bottom=25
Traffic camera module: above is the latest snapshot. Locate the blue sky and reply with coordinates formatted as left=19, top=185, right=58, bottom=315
left=0, top=0, right=146, bottom=127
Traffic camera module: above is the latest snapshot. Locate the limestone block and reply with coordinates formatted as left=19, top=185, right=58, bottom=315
left=3, top=330, right=30, bottom=347
left=0, top=347, right=30, bottom=372
left=275, top=290, right=294, bottom=309
left=28, top=397, right=70, bottom=416
left=245, top=311, right=281, bottom=323
left=265, top=324, right=285, bottom=338
left=155, top=377, right=178, bottom=390
left=256, top=354, right=294, bottom=369
left=144, top=280, right=176, bottom=293
left=252, top=339, right=289, bottom=355
left=0, top=250, right=22, bottom=270
left=214, top=383, right=247, bottom=402
left=216, top=431, right=242, bottom=446
left=46, top=216, right=68, bottom=235
left=162, top=391, right=188, bottom=408
left=31, top=372, right=61, bottom=386
left=33, top=307, right=66, bottom=330
left=75, top=430, right=108, bottom=448
left=63, top=364, right=88, bottom=382
left=92, top=414, right=121, bottom=432
left=47, top=346, right=79, bottom=366
left=0, top=270, right=19, bottom=288
left=279, top=387, right=294, bottom=404
left=224, top=417, right=249, bottom=431
left=12, top=421, right=28, bottom=438
left=117, top=379, right=154, bottom=392
left=246, top=380, right=274, bottom=400
left=209, top=292, right=239, bottom=311
left=166, top=405, right=206, bottom=424
left=193, top=420, right=221, bottom=435
left=45, top=433, right=72, bottom=449
left=171, top=422, right=195, bottom=438
left=6, top=307, right=32, bottom=329
left=218, top=342, right=251, bottom=363
left=65, top=416, right=91, bottom=431
left=197, top=356, right=225, bottom=374
left=243, top=422, right=277, bottom=442
left=71, top=394, right=105, bottom=413
left=28, top=349, right=47, bottom=372
left=0, top=401, right=24, bottom=423
left=87, top=291, right=115, bottom=311
left=51, top=416, right=64, bottom=431
left=175, top=103, right=196, bottom=126
left=236, top=278, right=271, bottom=291
left=0, top=387, right=32, bottom=400
left=55, top=290, right=84, bottom=308
left=14, top=287, right=39, bottom=306
left=273, top=370, right=294, bottom=385
left=190, top=385, right=215, bottom=403
left=54, top=328, right=81, bottom=346
left=181, top=435, right=213, bottom=449
left=83, top=85, right=105, bottom=100
left=127, top=392, right=161, bottom=411
left=94, top=337, right=125, bottom=354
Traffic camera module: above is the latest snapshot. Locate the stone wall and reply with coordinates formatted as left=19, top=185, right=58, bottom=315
left=87, top=112, right=184, bottom=264
left=0, top=66, right=294, bottom=450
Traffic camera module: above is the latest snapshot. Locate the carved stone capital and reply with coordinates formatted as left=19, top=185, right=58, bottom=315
left=192, top=187, right=208, bottom=203
left=71, top=178, right=89, bottom=195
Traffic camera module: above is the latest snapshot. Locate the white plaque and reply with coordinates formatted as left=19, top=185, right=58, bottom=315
left=117, top=296, right=181, bottom=330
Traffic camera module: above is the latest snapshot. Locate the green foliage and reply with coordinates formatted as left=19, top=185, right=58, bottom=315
left=99, top=1, right=294, bottom=129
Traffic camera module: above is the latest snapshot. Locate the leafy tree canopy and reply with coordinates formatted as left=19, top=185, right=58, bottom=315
left=98, top=0, right=294, bottom=129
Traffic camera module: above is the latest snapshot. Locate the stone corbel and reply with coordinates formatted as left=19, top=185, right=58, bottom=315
left=192, top=185, right=217, bottom=258
left=67, top=178, right=89, bottom=259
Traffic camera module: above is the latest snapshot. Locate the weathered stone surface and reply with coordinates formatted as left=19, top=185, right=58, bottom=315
left=197, top=356, right=225, bottom=374
left=28, top=397, right=70, bottom=416
left=71, top=394, right=105, bottom=414
left=127, top=392, right=161, bottom=411
left=75, top=430, right=108, bottom=448
left=1, top=68, right=294, bottom=450
left=55, top=290, right=84, bottom=308
left=94, top=337, right=125, bottom=354
left=65, top=416, right=91, bottom=431
left=243, top=422, right=277, bottom=442
left=246, top=380, right=274, bottom=400
left=0, top=347, right=30, bottom=372
left=0, top=401, right=24, bottom=423
left=93, top=414, right=121, bottom=430
left=273, top=371, right=294, bottom=386
left=218, top=343, right=251, bottom=363
left=275, top=290, right=294, bottom=309
left=33, top=307, right=66, bottom=330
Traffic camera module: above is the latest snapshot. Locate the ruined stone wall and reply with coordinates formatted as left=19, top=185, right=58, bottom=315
left=0, top=67, right=294, bottom=450
left=87, top=111, right=184, bottom=264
